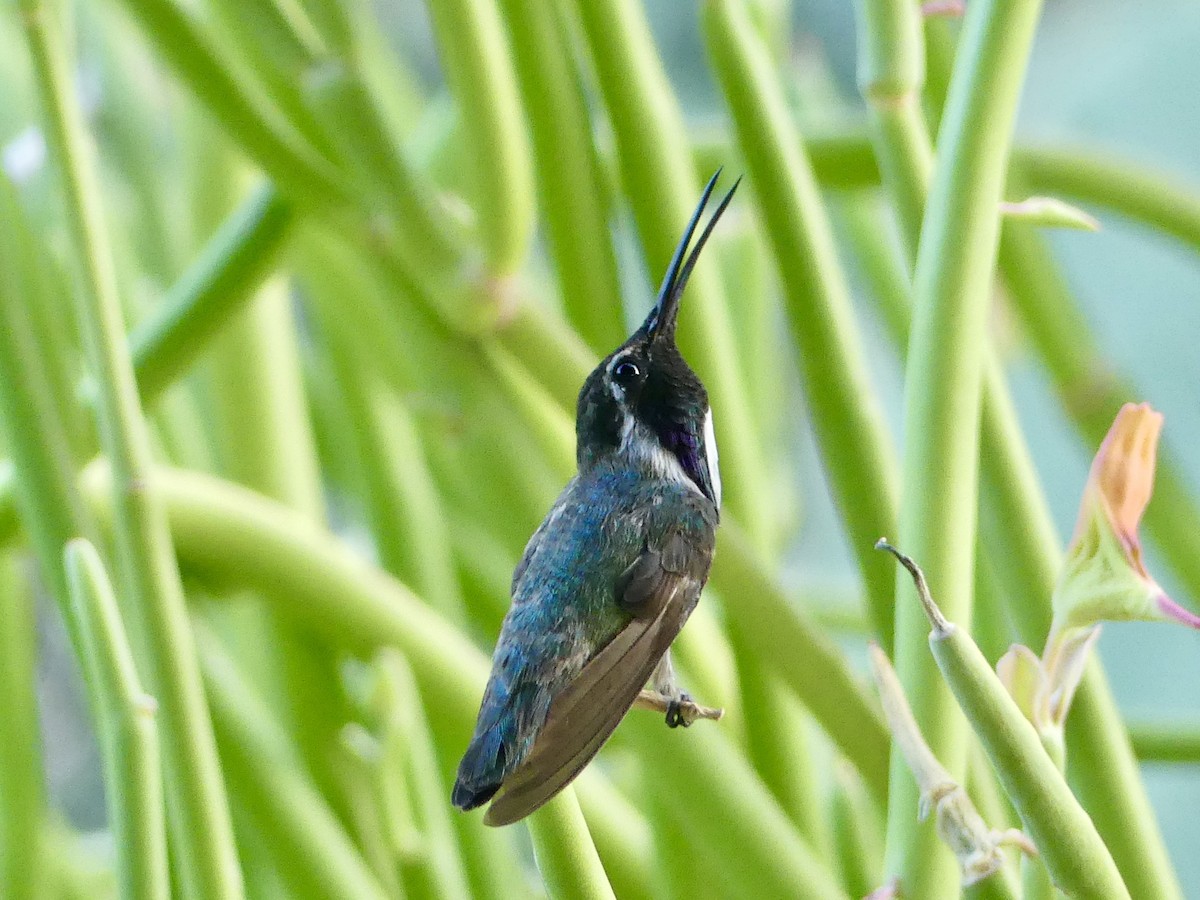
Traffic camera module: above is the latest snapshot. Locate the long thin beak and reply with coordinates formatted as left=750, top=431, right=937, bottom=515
left=640, top=170, right=741, bottom=343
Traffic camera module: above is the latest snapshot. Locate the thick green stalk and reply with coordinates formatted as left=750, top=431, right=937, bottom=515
left=853, top=0, right=931, bottom=265
left=106, top=0, right=346, bottom=208
left=712, top=527, right=891, bottom=802
left=0, top=552, right=44, bottom=900
left=19, top=6, right=243, bottom=896
left=1017, top=146, right=1200, bottom=249
left=302, top=63, right=463, bottom=276
left=704, top=0, right=900, bottom=640
left=424, top=0, right=533, bottom=272
left=1127, top=721, right=1200, bottom=763
left=882, top=0, right=1043, bottom=895
left=204, top=272, right=359, bottom=834
left=373, top=652, right=473, bottom=900
left=198, top=631, right=387, bottom=900
left=65, top=540, right=169, bottom=900
left=628, top=715, right=850, bottom=900
left=573, top=772, right=657, bottom=900
left=831, top=765, right=883, bottom=899
left=845, top=15, right=1183, bottom=889
left=130, top=184, right=295, bottom=405
left=884, top=547, right=1130, bottom=899
left=495, top=0, right=625, bottom=351
left=570, top=0, right=771, bottom=549
left=527, top=794, right=618, bottom=900
left=0, top=196, right=92, bottom=633
left=304, top=240, right=468, bottom=622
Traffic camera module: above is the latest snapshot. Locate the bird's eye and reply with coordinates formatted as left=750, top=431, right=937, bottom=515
left=613, top=361, right=641, bottom=382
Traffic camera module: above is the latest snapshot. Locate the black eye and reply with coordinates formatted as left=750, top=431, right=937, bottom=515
left=613, top=361, right=641, bottom=382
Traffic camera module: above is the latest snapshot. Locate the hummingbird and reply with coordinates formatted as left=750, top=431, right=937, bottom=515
left=451, top=172, right=737, bottom=826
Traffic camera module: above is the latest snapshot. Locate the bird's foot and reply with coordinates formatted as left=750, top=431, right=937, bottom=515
left=634, top=689, right=723, bottom=727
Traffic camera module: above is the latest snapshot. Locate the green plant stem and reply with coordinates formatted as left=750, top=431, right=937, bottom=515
left=204, top=272, right=359, bottom=834
left=881, top=0, right=1043, bottom=894
left=1016, top=146, right=1200, bottom=249
left=0, top=191, right=93, bottom=636
left=198, top=629, right=388, bottom=900
left=494, top=0, right=625, bottom=351
left=106, top=0, right=346, bottom=208
left=373, top=651, right=473, bottom=900
left=527, top=794, right=618, bottom=900
left=831, top=765, right=883, bottom=899
left=572, top=772, right=657, bottom=900
left=424, top=0, right=533, bottom=272
left=302, top=63, right=463, bottom=275
left=884, top=547, right=1130, bottom=899
left=570, top=0, right=771, bottom=550
left=19, top=5, right=243, bottom=896
left=130, top=184, right=295, bottom=405
left=0, top=552, right=44, bottom=900
left=627, top=715, right=850, bottom=900
left=852, top=0, right=930, bottom=266
left=65, top=539, right=169, bottom=900
left=71, top=461, right=603, bottom=895
left=1127, top=721, right=1200, bottom=762
left=704, top=0, right=900, bottom=641
left=846, top=11, right=1184, bottom=888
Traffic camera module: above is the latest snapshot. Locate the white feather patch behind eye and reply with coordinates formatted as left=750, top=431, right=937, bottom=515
left=703, top=408, right=721, bottom=508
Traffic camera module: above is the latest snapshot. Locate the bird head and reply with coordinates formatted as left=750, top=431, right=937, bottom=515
left=575, top=171, right=738, bottom=510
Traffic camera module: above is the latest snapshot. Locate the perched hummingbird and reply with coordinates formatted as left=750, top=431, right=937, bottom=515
left=452, top=172, right=737, bottom=826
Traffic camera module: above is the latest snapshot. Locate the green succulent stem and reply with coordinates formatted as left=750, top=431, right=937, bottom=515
left=198, top=629, right=388, bottom=900
left=0, top=552, right=44, bottom=900
left=881, top=543, right=1130, bottom=900
left=527, top=793, right=618, bottom=900
left=130, top=184, right=295, bottom=405
left=703, top=0, right=901, bottom=643
left=65, top=540, right=169, bottom=900
left=880, top=0, right=1043, bottom=895
left=424, top=0, right=533, bottom=273
left=18, top=3, right=243, bottom=894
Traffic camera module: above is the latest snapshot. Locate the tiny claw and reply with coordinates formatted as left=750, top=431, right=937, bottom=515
left=666, top=696, right=691, bottom=729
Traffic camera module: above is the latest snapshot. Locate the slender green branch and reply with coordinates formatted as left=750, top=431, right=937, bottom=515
left=853, top=0, right=931, bottom=264
left=18, top=5, right=243, bottom=894
left=373, top=651, right=474, bottom=900
left=881, top=543, right=1131, bottom=900
left=494, top=0, right=625, bottom=351
left=570, top=0, right=771, bottom=549
left=0, top=184, right=93, bottom=637
left=882, top=0, right=1043, bottom=895
left=712, top=526, right=891, bottom=803
left=704, top=0, right=900, bottom=641
left=65, top=540, right=168, bottom=900
left=627, top=715, right=850, bottom=900
left=107, top=0, right=347, bottom=208
left=198, top=629, right=388, bottom=900
left=131, top=184, right=295, bottom=405
left=424, top=0, right=533, bottom=272
left=1127, top=721, right=1200, bottom=763
left=572, top=772, right=657, bottom=900
left=0, top=553, right=44, bottom=900
left=302, top=63, right=464, bottom=274
left=527, top=794, right=618, bottom=900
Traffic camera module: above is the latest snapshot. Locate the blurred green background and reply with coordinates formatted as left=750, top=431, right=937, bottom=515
left=4, top=0, right=1200, bottom=894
